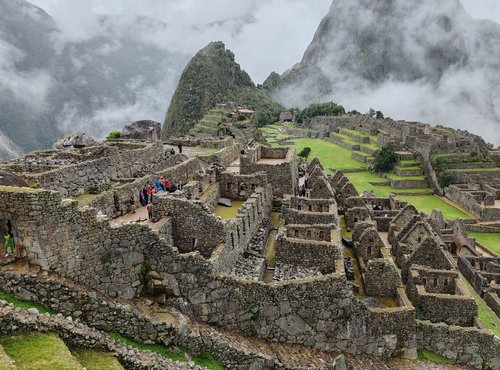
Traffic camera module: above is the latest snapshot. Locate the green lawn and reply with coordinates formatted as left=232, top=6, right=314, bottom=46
left=331, top=133, right=358, bottom=146
left=459, top=275, right=500, bottom=336
left=417, top=349, right=455, bottom=365
left=286, top=138, right=368, bottom=171
left=398, top=195, right=474, bottom=220
left=468, top=232, right=500, bottom=255
left=72, top=349, right=123, bottom=370
left=0, top=333, right=83, bottom=370
left=108, top=332, right=223, bottom=369
left=344, top=172, right=432, bottom=197
left=0, top=292, right=55, bottom=315
left=386, top=173, right=427, bottom=181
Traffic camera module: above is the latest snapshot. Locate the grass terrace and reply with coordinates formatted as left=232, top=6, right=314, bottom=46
left=259, top=128, right=474, bottom=220
left=468, top=232, right=500, bottom=255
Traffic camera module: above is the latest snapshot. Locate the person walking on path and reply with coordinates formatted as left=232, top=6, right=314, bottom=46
left=4, top=233, right=14, bottom=257
left=129, top=194, right=136, bottom=214
left=140, top=188, right=147, bottom=207
left=147, top=203, right=153, bottom=220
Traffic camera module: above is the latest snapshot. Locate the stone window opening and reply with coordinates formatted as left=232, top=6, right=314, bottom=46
left=306, top=230, right=311, bottom=238
left=308, top=205, right=312, bottom=212
left=231, top=233, right=234, bottom=248
left=367, top=246, right=372, bottom=255
left=298, top=205, right=302, bottom=211
left=192, top=238, right=198, bottom=249
left=444, top=278, right=448, bottom=286
left=294, top=230, right=299, bottom=237
left=319, top=230, right=324, bottom=239
left=423, top=278, right=427, bottom=286
left=236, top=227, right=240, bottom=241
left=417, top=236, right=422, bottom=243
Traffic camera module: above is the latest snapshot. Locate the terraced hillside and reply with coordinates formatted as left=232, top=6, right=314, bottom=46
left=431, top=151, right=500, bottom=185
left=0, top=333, right=124, bottom=370
left=261, top=124, right=473, bottom=220
left=189, top=107, right=258, bottom=141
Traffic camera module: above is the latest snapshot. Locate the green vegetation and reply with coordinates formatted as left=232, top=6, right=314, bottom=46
left=459, top=275, right=500, bottom=336
left=163, top=41, right=254, bottom=138
left=298, top=147, right=311, bottom=159
left=417, top=349, right=455, bottom=365
left=108, top=332, right=224, bottom=369
left=438, top=170, right=456, bottom=188
left=295, top=102, right=345, bottom=123
left=108, top=332, right=186, bottom=362
left=398, top=195, right=473, bottom=220
left=192, top=353, right=224, bottom=370
left=344, top=172, right=432, bottom=197
left=468, top=232, right=500, bottom=255
left=0, top=292, right=55, bottom=315
left=216, top=86, right=284, bottom=126
left=0, top=333, right=83, bottom=370
left=373, top=144, right=397, bottom=173
left=106, top=130, right=121, bottom=139
left=72, top=349, right=123, bottom=370
left=291, top=139, right=368, bottom=170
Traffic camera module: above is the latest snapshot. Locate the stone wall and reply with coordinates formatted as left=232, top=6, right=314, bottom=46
left=20, top=142, right=169, bottom=197
left=406, top=268, right=477, bottom=326
left=86, top=157, right=206, bottom=218
left=240, top=145, right=298, bottom=197
left=0, top=302, right=197, bottom=370
left=218, top=172, right=268, bottom=200
left=0, top=188, right=175, bottom=300
left=166, top=137, right=233, bottom=149
left=364, top=257, right=402, bottom=297
left=275, top=234, right=341, bottom=274
left=417, top=320, right=500, bottom=369
left=285, top=224, right=335, bottom=242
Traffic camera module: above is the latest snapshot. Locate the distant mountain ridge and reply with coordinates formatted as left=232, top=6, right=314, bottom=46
left=0, top=0, right=187, bottom=160
left=266, top=0, right=500, bottom=145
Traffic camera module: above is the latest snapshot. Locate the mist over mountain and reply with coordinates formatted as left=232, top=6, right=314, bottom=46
left=0, top=0, right=187, bottom=160
left=269, top=0, right=500, bottom=145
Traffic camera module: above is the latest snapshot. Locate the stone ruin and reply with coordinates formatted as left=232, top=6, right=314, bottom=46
left=0, top=133, right=498, bottom=370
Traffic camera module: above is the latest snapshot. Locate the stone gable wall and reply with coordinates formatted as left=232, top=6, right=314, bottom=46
left=218, top=172, right=268, bottom=200
left=275, top=235, right=340, bottom=274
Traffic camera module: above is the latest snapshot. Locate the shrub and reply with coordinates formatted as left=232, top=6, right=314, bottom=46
left=106, top=130, right=121, bottom=139
left=298, top=147, right=312, bottom=159
left=373, top=144, right=397, bottom=173
left=438, top=170, right=456, bottom=188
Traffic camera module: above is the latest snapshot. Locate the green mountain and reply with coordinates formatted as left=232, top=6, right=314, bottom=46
left=162, top=42, right=254, bottom=139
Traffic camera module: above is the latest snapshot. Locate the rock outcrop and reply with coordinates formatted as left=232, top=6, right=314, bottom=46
left=53, top=133, right=97, bottom=149
left=162, top=41, right=254, bottom=139
left=121, top=120, right=162, bottom=141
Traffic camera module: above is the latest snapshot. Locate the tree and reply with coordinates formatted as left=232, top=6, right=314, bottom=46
left=296, top=102, right=345, bottom=123
left=373, top=145, right=397, bottom=173
left=438, top=170, right=456, bottom=189
left=375, top=110, right=384, bottom=119
left=298, top=147, right=312, bottom=159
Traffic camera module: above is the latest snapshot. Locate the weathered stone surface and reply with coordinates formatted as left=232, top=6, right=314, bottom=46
left=121, top=120, right=161, bottom=141
left=53, top=132, right=96, bottom=149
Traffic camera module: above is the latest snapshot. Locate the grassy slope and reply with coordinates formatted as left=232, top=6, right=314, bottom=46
left=398, top=195, right=473, bottom=220
left=468, top=232, right=500, bottom=255
left=108, top=332, right=224, bottom=369
left=459, top=275, right=500, bottom=337
left=72, top=349, right=124, bottom=370
left=0, top=333, right=83, bottom=370
left=0, top=292, right=55, bottom=314
left=259, top=129, right=473, bottom=220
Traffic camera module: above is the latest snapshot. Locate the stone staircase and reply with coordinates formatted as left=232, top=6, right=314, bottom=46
left=0, top=332, right=124, bottom=370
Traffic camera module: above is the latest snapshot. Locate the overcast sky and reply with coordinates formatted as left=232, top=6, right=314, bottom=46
left=28, top=0, right=500, bottom=83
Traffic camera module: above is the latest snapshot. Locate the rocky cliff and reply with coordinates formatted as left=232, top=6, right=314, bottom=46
left=162, top=42, right=254, bottom=139
left=267, top=0, right=500, bottom=145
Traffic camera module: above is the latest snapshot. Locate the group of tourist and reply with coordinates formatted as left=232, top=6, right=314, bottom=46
left=372, top=203, right=384, bottom=210
left=126, top=177, right=184, bottom=220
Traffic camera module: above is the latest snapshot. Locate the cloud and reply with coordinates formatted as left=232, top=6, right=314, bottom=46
left=29, top=0, right=331, bottom=82
left=271, top=0, right=500, bottom=145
